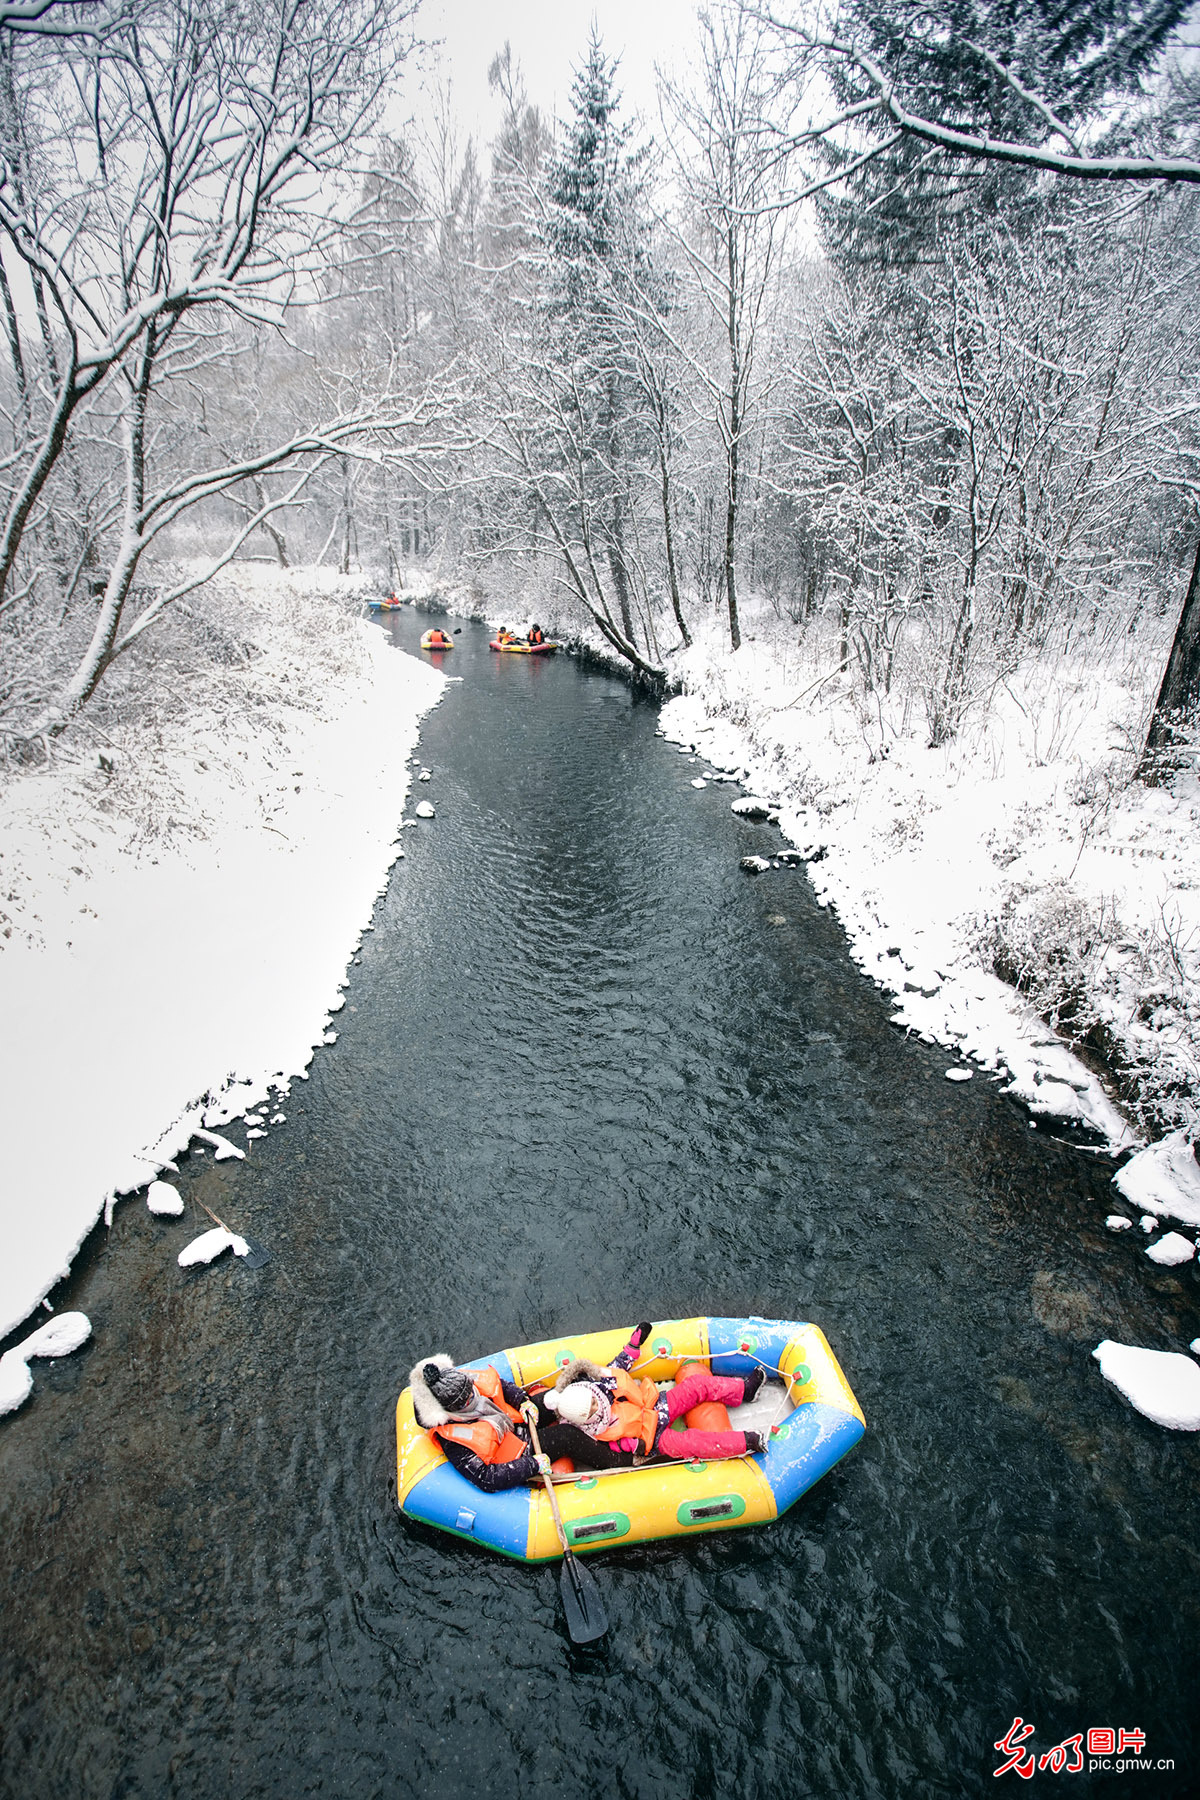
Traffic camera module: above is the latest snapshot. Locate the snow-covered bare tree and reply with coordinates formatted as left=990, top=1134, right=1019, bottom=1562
left=783, top=189, right=1200, bottom=743
left=661, top=2, right=796, bottom=652
left=0, top=0, right=465, bottom=744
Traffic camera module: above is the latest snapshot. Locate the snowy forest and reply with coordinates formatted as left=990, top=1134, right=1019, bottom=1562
left=1, top=0, right=1200, bottom=1138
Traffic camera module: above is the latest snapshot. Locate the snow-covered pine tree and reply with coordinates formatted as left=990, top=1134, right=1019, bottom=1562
left=543, top=31, right=657, bottom=648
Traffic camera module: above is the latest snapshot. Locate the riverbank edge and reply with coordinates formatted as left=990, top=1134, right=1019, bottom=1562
left=0, top=567, right=446, bottom=1343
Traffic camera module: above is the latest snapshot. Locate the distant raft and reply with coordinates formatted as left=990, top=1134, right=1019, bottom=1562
left=489, top=638, right=558, bottom=654
left=368, top=596, right=406, bottom=610
left=420, top=630, right=455, bottom=651
left=396, top=1314, right=864, bottom=1561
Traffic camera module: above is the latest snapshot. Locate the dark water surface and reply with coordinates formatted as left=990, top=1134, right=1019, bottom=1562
left=3, top=616, right=1198, bottom=1799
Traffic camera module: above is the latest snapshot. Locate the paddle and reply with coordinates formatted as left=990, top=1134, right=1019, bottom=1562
left=522, top=1402, right=608, bottom=1645
left=195, top=1197, right=272, bottom=1268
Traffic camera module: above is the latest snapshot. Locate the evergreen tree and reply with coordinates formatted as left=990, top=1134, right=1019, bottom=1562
left=542, top=32, right=656, bottom=644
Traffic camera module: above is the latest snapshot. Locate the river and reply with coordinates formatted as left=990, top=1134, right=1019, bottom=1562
left=1, top=614, right=1197, bottom=1798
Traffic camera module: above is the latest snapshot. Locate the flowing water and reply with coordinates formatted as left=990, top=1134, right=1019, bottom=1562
left=2, top=615, right=1198, bottom=1799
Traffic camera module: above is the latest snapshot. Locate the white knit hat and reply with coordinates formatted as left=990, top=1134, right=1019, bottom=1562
left=544, top=1382, right=597, bottom=1426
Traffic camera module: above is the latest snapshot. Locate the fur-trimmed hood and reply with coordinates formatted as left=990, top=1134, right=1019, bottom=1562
left=554, top=1356, right=608, bottom=1391
left=408, top=1352, right=459, bottom=1428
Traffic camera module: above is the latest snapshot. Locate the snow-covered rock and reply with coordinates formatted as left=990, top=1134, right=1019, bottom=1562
left=1145, top=1231, right=1196, bottom=1266
left=1105, top=1215, right=1133, bottom=1231
left=177, top=1226, right=249, bottom=1267
left=1114, top=1130, right=1200, bottom=1227
left=146, top=1181, right=184, bottom=1217
left=691, top=777, right=707, bottom=788
left=732, top=797, right=772, bottom=819
left=415, top=800, right=435, bottom=819
left=945, top=1068, right=973, bottom=1083
left=1093, top=1340, right=1200, bottom=1429
left=740, top=855, right=772, bottom=874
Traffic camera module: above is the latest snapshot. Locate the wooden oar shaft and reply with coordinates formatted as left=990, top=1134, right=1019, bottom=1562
left=196, top=1197, right=229, bottom=1233
left=524, top=1406, right=573, bottom=1556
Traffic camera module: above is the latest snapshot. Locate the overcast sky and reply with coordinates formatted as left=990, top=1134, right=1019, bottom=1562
left=411, top=0, right=703, bottom=153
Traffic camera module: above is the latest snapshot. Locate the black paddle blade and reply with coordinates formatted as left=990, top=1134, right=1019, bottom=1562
left=560, top=1551, right=608, bottom=1645
left=239, top=1238, right=271, bottom=1269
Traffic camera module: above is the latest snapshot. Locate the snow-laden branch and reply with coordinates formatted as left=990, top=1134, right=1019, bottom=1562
left=763, top=15, right=1200, bottom=185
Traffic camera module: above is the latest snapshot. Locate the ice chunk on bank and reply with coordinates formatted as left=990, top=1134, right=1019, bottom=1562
left=1145, top=1231, right=1195, bottom=1266
left=1093, top=1341, right=1200, bottom=1430
left=945, top=1068, right=973, bottom=1083
left=177, top=1227, right=249, bottom=1267
left=0, top=1311, right=92, bottom=1417
left=732, top=797, right=772, bottom=818
left=1114, top=1131, right=1200, bottom=1228
left=147, top=1180, right=184, bottom=1216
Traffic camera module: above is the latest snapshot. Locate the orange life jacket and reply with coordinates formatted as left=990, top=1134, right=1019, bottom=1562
left=595, top=1369, right=660, bottom=1454
left=432, top=1366, right=528, bottom=1465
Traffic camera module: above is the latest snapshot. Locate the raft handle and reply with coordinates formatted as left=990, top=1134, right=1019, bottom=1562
left=570, top=1516, right=626, bottom=1542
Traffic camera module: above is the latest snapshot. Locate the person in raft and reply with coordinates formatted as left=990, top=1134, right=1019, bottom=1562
left=410, top=1354, right=574, bottom=1493
left=426, top=627, right=451, bottom=647
left=543, top=1321, right=768, bottom=1464
left=527, top=622, right=545, bottom=645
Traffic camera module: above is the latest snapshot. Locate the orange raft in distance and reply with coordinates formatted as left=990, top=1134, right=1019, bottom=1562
left=489, top=637, right=558, bottom=654
left=420, top=629, right=455, bottom=651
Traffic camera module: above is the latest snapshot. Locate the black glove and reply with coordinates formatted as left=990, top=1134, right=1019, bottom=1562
left=632, top=1321, right=654, bottom=1347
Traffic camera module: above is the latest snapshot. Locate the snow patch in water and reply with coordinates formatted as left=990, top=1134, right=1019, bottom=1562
left=146, top=1181, right=184, bottom=1217
left=178, top=1227, right=249, bottom=1267
left=1145, top=1231, right=1195, bottom=1266
left=1093, top=1340, right=1200, bottom=1430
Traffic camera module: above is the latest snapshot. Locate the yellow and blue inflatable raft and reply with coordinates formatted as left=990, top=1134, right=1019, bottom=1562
left=395, top=1315, right=864, bottom=1560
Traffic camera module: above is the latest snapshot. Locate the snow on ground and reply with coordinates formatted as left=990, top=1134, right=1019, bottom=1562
left=0, top=564, right=444, bottom=1340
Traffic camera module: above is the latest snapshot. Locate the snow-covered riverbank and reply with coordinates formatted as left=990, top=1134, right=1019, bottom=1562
left=0, top=566, right=444, bottom=1341
left=655, top=604, right=1200, bottom=1150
